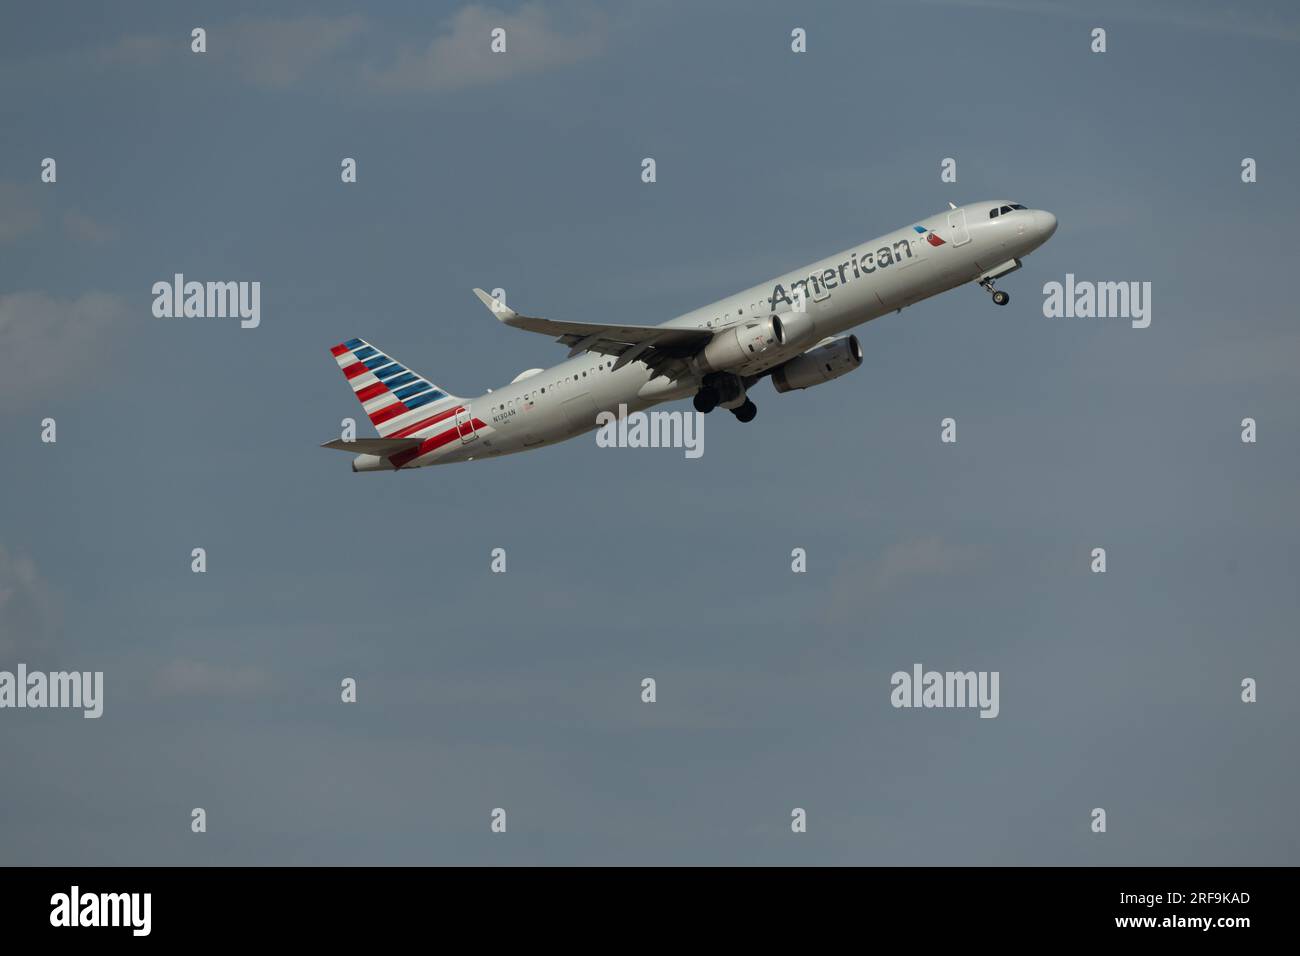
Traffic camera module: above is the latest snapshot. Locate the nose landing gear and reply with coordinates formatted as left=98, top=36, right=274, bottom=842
left=979, top=277, right=1010, bottom=306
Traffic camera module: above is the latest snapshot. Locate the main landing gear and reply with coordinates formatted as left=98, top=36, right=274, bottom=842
left=980, top=277, right=1010, bottom=306
left=693, top=373, right=757, bottom=422
left=693, top=390, right=758, bottom=422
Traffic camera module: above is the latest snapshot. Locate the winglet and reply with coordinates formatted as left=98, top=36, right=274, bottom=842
left=472, top=288, right=517, bottom=321
left=948, top=201, right=958, bottom=210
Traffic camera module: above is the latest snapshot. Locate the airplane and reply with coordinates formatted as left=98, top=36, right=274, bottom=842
left=322, top=199, right=1057, bottom=471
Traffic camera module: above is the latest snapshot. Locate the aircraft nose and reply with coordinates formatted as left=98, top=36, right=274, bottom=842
left=1035, top=209, right=1058, bottom=241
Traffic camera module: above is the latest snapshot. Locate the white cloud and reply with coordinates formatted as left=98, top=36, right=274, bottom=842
left=365, top=3, right=605, bottom=93
left=94, top=33, right=171, bottom=67
left=0, top=186, right=117, bottom=245
left=867, top=536, right=972, bottom=594
left=0, top=545, right=58, bottom=663
left=62, top=210, right=117, bottom=244
left=82, top=8, right=601, bottom=95
left=829, top=535, right=974, bottom=605
left=92, top=15, right=367, bottom=89
left=0, top=291, right=127, bottom=403
left=221, top=15, right=368, bottom=90
left=909, top=0, right=1300, bottom=44
left=0, top=183, right=42, bottom=244
left=817, top=536, right=976, bottom=634
left=153, top=659, right=270, bottom=698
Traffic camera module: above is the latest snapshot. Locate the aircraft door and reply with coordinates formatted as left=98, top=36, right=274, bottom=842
left=947, top=208, right=971, bottom=246
left=455, top=405, right=479, bottom=443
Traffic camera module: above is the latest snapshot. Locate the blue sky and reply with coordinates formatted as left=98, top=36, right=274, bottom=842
left=1, top=0, right=1297, bottom=864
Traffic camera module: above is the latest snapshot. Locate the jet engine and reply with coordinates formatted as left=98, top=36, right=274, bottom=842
left=771, top=335, right=863, bottom=393
left=771, top=309, right=816, bottom=347
left=701, top=316, right=784, bottom=371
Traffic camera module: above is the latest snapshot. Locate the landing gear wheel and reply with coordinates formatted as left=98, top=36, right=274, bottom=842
left=992, top=290, right=1010, bottom=306
left=693, top=388, right=719, bottom=414
left=732, top=399, right=757, bottom=423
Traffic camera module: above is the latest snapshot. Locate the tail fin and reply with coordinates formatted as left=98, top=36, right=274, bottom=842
left=328, top=338, right=459, bottom=437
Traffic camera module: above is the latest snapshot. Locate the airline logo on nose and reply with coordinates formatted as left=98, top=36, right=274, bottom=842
left=913, top=225, right=946, bottom=247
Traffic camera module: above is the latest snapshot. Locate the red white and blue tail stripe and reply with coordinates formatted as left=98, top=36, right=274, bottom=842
left=329, top=338, right=458, bottom=437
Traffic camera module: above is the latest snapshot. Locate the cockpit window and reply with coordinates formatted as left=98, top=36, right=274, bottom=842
left=989, top=208, right=1000, bottom=218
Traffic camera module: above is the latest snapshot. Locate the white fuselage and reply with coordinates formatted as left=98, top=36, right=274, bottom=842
left=378, top=200, right=1056, bottom=467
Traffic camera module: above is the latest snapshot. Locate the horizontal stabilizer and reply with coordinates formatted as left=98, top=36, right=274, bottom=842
left=320, top=437, right=422, bottom=456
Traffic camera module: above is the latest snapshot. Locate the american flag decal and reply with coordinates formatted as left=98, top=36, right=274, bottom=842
left=913, top=224, right=946, bottom=246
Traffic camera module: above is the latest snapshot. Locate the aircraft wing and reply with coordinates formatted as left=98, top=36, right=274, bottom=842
left=472, top=288, right=711, bottom=379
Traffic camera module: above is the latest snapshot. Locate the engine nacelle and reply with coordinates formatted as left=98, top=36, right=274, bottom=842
left=701, top=316, right=783, bottom=371
left=772, top=309, right=816, bottom=347
left=771, top=335, right=863, bottom=393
